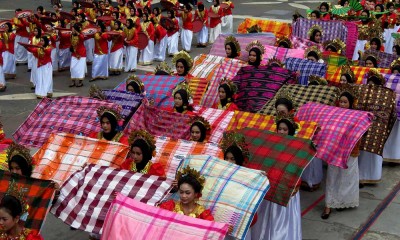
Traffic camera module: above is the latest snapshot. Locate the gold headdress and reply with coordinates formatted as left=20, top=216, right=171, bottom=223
left=245, top=40, right=265, bottom=55
left=267, top=57, right=284, bottom=68
left=274, top=88, right=296, bottom=110
left=366, top=68, right=386, bottom=85
left=220, top=131, right=250, bottom=161
left=172, top=51, right=194, bottom=70
left=128, top=130, right=156, bottom=156
left=5, top=180, right=29, bottom=215
left=390, top=58, right=400, bottom=70
left=275, top=111, right=300, bottom=130
left=305, top=46, right=322, bottom=60
left=224, top=35, right=241, bottom=56
left=6, top=142, right=33, bottom=166
left=361, top=52, right=380, bottom=63
left=125, top=74, right=145, bottom=93
left=190, top=116, right=211, bottom=131
left=340, top=64, right=355, bottom=82
left=176, top=166, right=206, bottom=190
left=172, top=82, right=192, bottom=98
left=275, top=36, right=292, bottom=48
left=323, top=38, right=346, bottom=54
left=339, top=83, right=359, bottom=107
left=307, top=24, right=323, bottom=38
left=308, top=75, right=328, bottom=85
left=246, top=25, right=262, bottom=33
left=88, top=84, right=106, bottom=100
left=219, top=77, right=238, bottom=95
left=96, top=106, right=123, bottom=121
left=154, top=62, right=173, bottom=75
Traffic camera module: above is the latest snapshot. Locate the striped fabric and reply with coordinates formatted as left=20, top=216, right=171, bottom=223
left=12, top=97, right=120, bottom=148
left=102, top=194, right=229, bottom=240
left=189, top=54, right=225, bottom=81
left=264, top=45, right=305, bottom=62
left=32, top=133, right=129, bottom=185
left=226, top=111, right=318, bottom=140
left=323, top=52, right=348, bottom=79
left=237, top=18, right=291, bottom=37
left=296, top=102, right=373, bottom=168
left=177, top=155, right=270, bottom=240
left=329, top=66, right=391, bottom=84
left=188, top=77, right=210, bottom=106
left=285, top=57, right=327, bottom=85
left=101, top=90, right=143, bottom=122
left=344, top=21, right=358, bottom=60
left=359, top=50, right=397, bottom=69
left=51, top=164, right=172, bottom=234
left=291, top=36, right=324, bottom=51
left=196, top=107, right=235, bottom=143
left=292, top=18, right=348, bottom=44
left=382, top=73, right=400, bottom=120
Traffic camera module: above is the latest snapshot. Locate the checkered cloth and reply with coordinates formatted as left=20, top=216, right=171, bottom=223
left=51, top=164, right=172, bottom=234
left=124, top=104, right=192, bottom=140
left=258, top=84, right=340, bottom=115
left=0, top=170, right=55, bottom=231
left=102, top=194, right=229, bottom=240
left=359, top=50, right=397, bottom=69
left=176, top=155, right=269, bottom=240
left=296, top=102, right=373, bottom=168
left=264, top=45, right=305, bottom=62
left=200, top=58, right=246, bottom=108
left=101, top=90, right=143, bottom=122
left=209, top=33, right=276, bottom=63
left=292, top=18, right=348, bottom=44
left=323, top=52, right=348, bottom=79
left=383, top=74, right=400, bottom=120
left=238, top=128, right=316, bottom=206
left=115, top=75, right=184, bottom=108
left=189, top=54, right=225, bottom=81
left=329, top=66, right=391, bottom=84
left=291, top=36, right=324, bottom=51
left=237, top=18, right=291, bottom=37
left=344, top=21, right=358, bottom=60
left=32, top=133, right=129, bottom=185
left=232, top=65, right=296, bottom=112
left=226, top=111, right=318, bottom=140
left=355, top=84, right=397, bottom=155
left=188, top=77, right=210, bottom=106
left=12, top=97, right=120, bottom=148
left=285, top=57, right=327, bottom=85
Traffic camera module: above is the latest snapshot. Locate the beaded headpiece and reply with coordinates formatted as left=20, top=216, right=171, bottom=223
left=190, top=115, right=211, bottom=131
left=172, top=51, right=193, bottom=70
left=366, top=68, right=386, bottom=85
left=96, top=106, right=123, bottom=121
left=245, top=40, right=265, bottom=55
left=305, top=46, right=322, bottom=60
left=125, top=74, right=145, bottom=93
left=339, top=83, right=359, bottom=107
left=220, top=131, right=250, bottom=162
left=246, top=25, right=262, bottom=33
left=267, top=57, right=284, bottom=68
left=172, top=81, right=192, bottom=98
left=4, top=179, right=29, bottom=215
left=308, top=75, right=328, bottom=85
left=307, top=24, right=323, bottom=38
left=275, top=111, right=300, bottom=130
left=275, top=88, right=294, bottom=105
left=176, top=166, right=206, bottom=190
left=224, top=35, right=241, bottom=56
left=219, top=77, right=238, bottom=94
left=275, top=36, right=292, bottom=48
left=340, top=64, right=355, bottom=81
left=88, top=84, right=106, bottom=100
left=6, top=143, right=33, bottom=167
left=154, top=61, right=173, bottom=75
left=390, top=58, right=400, bottom=70
left=128, top=130, right=156, bottom=156
left=323, top=38, right=346, bottom=54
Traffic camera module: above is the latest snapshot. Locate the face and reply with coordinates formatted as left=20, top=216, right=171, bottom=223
left=361, top=11, right=368, bottom=18
left=311, top=13, right=317, bottom=20
left=365, top=59, right=374, bottom=68
left=213, top=0, right=217, bottom=4
left=127, top=85, right=135, bottom=92
left=248, top=51, right=257, bottom=63
left=218, top=87, right=227, bottom=101
left=174, top=93, right=183, bottom=108
left=389, top=6, right=395, bottom=12
left=320, top=5, right=327, bottom=12
left=101, top=117, right=112, bottom=134
left=142, top=15, right=147, bottom=22
left=224, top=152, right=236, bottom=164
left=276, top=104, right=289, bottom=114
left=130, top=9, right=135, bottom=15
left=39, top=38, right=44, bottom=46
left=53, top=5, right=59, bottom=11
left=176, top=62, right=185, bottom=75
left=190, top=125, right=202, bottom=142
left=34, top=28, right=38, bottom=36
left=393, top=69, right=400, bottom=74
left=225, top=44, right=232, bottom=57
left=179, top=183, right=197, bottom=205
left=9, top=162, right=22, bottom=176
left=112, top=13, right=117, bottom=19
left=307, top=56, right=317, bottom=62
left=375, top=6, right=381, bottom=12
left=339, top=96, right=350, bottom=109
left=277, top=122, right=289, bottom=135
left=0, top=208, right=18, bottom=233
left=130, top=146, right=143, bottom=163
left=167, top=11, right=172, bottom=18
left=314, top=32, right=321, bottom=43
left=370, top=42, right=378, bottom=50
left=340, top=75, right=348, bottom=84
left=114, top=22, right=119, bottom=30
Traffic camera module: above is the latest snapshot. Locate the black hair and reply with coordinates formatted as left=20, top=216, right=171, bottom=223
left=387, top=2, right=394, bottom=9
left=190, top=122, right=207, bottom=142
left=167, top=9, right=175, bottom=18
left=277, top=119, right=296, bottom=136
left=114, top=20, right=122, bottom=30
left=34, top=27, right=42, bottom=38
left=392, top=65, right=400, bottom=73
left=176, top=59, right=190, bottom=76
left=198, top=4, right=205, bottom=11
left=98, top=20, right=107, bottom=32
left=311, top=10, right=321, bottom=18
left=370, top=38, right=381, bottom=51
left=184, top=3, right=192, bottom=11
left=225, top=42, right=239, bottom=58
left=307, top=51, right=320, bottom=61
left=174, top=89, right=193, bottom=113
left=37, top=6, right=44, bottom=13
left=365, top=56, right=378, bottom=68
left=340, top=92, right=355, bottom=109
left=8, top=155, right=32, bottom=177
left=367, top=76, right=383, bottom=85
left=279, top=41, right=290, bottom=48
left=339, top=0, right=348, bottom=6
left=79, top=13, right=86, bottom=22
left=126, top=19, right=134, bottom=29
left=126, top=81, right=143, bottom=94
left=131, top=139, right=152, bottom=172
left=214, top=0, right=220, bottom=6
left=275, top=98, right=294, bottom=112
left=178, top=174, right=203, bottom=193
left=341, top=73, right=354, bottom=83
left=224, top=145, right=245, bottom=166
left=219, top=83, right=233, bottom=107
left=142, top=12, right=150, bottom=22
left=326, top=45, right=337, bottom=52
left=112, top=11, right=120, bottom=20
left=73, top=23, right=82, bottom=32
left=42, top=36, right=49, bottom=48
left=15, top=8, right=22, bottom=12
left=5, top=22, right=12, bottom=33
left=0, top=195, right=23, bottom=218
left=100, top=112, right=118, bottom=140
left=320, top=2, right=330, bottom=11
left=310, top=30, right=321, bottom=43
left=248, top=47, right=262, bottom=67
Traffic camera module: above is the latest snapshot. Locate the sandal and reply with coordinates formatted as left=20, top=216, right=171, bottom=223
left=69, top=81, right=76, bottom=87
left=76, top=81, right=83, bottom=87
left=321, top=207, right=331, bottom=220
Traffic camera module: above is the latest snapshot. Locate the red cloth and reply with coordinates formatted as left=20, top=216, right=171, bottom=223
left=87, top=131, right=129, bottom=145
left=27, top=46, right=52, bottom=67
left=209, top=6, right=223, bottom=28
left=94, top=32, right=109, bottom=55
left=143, top=22, right=155, bottom=42
left=124, top=28, right=139, bottom=47
left=159, top=200, right=214, bottom=221
left=71, top=33, right=86, bottom=58
left=0, top=41, right=4, bottom=66
left=59, top=31, right=72, bottom=49
left=121, top=159, right=166, bottom=177
left=2, top=32, right=16, bottom=54
left=166, top=18, right=179, bottom=37
left=26, top=229, right=44, bottom=240
left=212, top=102, right=239, bottom=111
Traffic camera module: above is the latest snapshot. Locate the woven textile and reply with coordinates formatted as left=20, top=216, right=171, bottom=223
left=323, top=52, right=348, bottom=79
left=355, top=84, right=397, bottom=155
left=0, top=144, right=9, bottom=171
left=0, top=170, right=55, bottom=231
left=226, top=111, right=318, bottom=140
left=359, top=50, right=397, bottom=69
left=264, top=45, right=305, bottom=62
left=188, top=77, right=210, bottom=105
left=258, top=84, right=340, bottom=115
left=238, top=128, right=316, bottom=206
left=296, top=103, right=373, bottom=168
left=178, top=155, right=269, bottom=240
left=101, top=90, right=143, bottom=121
left=237, top=18, right=291, bottom=37
left=115, top=75, right=184, bottom=108
left=51, top=164, right=172, bottom=234
left=189, top=54, right=225, bottom=81
left=209, top=33, right=276, bottom=63
left=284, top=57, right=327, bottom=85
left=329, top=66, right=391, bottom=84
left=292, top=18, right=348, bottom=43
left=102, top=194, right=229, bottom=240
left=291, top=36, right=324, bottom=51
left=32, top=133, right=129, bottom=185
left=232, top=65, right=296, bottom=112
left=343, top=21, right=358, bottom=60
left=196, top=106, right=235, bottom=143
left=13, top=97, right=120, bottom=148
left=383, top=73, right=400, bottom=120
left=124, top=104, right=192, bottom=139
left=200, top=58, right=246, bottom=108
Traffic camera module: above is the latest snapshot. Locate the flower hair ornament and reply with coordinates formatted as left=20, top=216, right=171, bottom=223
left=339, top=83, right=359, bottom=107
left=190, top=115, right=211, bottom=131
left=6, top=142, right=34, bottom=167
left=304, top=46, right=322, bottom=60
left=341, top=64, right=355, bottom=81
left=267, top=57, right=284, bottom=68
left=219, top=131, right=250, bottom=162
left=172, top=50, right=194, bottom=70
left=5, top=179, right=29, bottom=216
left=128, top=130, right=157, bottom=157
left=224, top=35, right=241, bottom=56
left=323, top=38, right=346, bottom=54
left=275, top=111, right=300, bottom=131
left=176, top=165, right=206, bottom=191
left=245, top=40, right=266, bottom=55
left=96, top=106, right=123, bottom=121
left=366, top=68, right=386, bottom=85
left=125, top=74, right=145, bottom=93
left=307, top=24, right=323, bottom=38
left=275, top=36, right=292, bottom=48
left=154, top=61, right=173, bottom=75
left=88, top=84, right=106, bottom=100
left=308, top=75, right=328, bottom=85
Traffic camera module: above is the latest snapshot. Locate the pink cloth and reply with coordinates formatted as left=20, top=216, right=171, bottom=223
left=263, top=45, right=305, bottom=62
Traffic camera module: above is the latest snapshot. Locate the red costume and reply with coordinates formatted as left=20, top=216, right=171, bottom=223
left=88, top=131, right=129, bottom=145
left=27, top=46, right=52, bottom=67
left=121, top=159, right=165, bottom=177
left=209, top=5, right=223, bottom=28
left=166, top=18, right=179, bottom=37
left=71, top=33, right=86, bottom=58
left=194, top=9, right=209, bottom=27
left=2, top=32, right=16, bottom=54
left=159, top=200, right=214, bottom=221
left=94, top=32, right=110, bottom=55
left=177, top=11, right=193, bottom=31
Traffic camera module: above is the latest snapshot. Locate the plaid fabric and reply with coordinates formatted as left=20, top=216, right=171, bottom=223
left=177, top=155, right=270, bottom=240
left=329, top=66, right=391, bottom=84
left=188, top=77, right=210, bottom=105
left=189, top=54, right=225, bottom=81
left=355, top=84, right=397, bottom=155
left=292, top=18, right=348, bottom=43
left=285, top=57, right=327, bottom=85
left=200, top=58, right=246, bottom=108
left=359, top=50, right=397, bottom=69
left=291, top=36, right=324, bottom=51
left=102, top=194, right=229, bottom=240
left=296, top=102, right=373, bottom=168
left=237, top=18, right=291, bottom=37
left=51, top=164, right=172, bottom=234
left=124, top=104, right=192, bottom=139
left=196, top=106, right=235, bottom=143
left=0, top=170, right=55, bottom=231
left=264, top=45, right=305, bottom=62
left=115, top=75, right=184, bottom=108
left=101, top=90, right=143, bottom=121
left=209, top=33, right=276, bottom=63
left=258, top=84, right=340, bottom=115
left=232, top=65, right=296, bottom=112
left=12, top=97, right=120, bottom=148
left=344, top=21, right=358, bottom=60
left=226, top=111, right=318, bottom=140
left=32, top=133, right=129, bottom=185
left=238, top=128, right=316, bottom=206
left=383, top=73, right=400, bottom=120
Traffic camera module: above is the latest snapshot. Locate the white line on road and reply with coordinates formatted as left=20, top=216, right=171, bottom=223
left=241, top=2, right=283, bottom=4
left=0, top=92, right=77, bottom=100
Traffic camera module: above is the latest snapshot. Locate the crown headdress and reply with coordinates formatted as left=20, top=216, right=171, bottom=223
left=275, top=88, right=295, bottom=106
left=88, top=84, right=106, bottom=100
left=220, top=131, right=250, bottom=162
left=190, top=115, right=211, bottom=131
left=246, top=25, right=262, bottom=33
left=96, top=106, right=123, bottom=121
left=224, top=35, right=241, bottom=56
left=305, top=46, right=322, bottom=60
left=219, top=77, right=238, bottom=95
left=275, top=111, right=300, bottom=130
left=275, top=36, right=292, bottom=48
left=390, top=58, right=400, bottom=70
left=154, top=62, right=173, bottom=75
left=339, top=83, right=359, bottom=107
left=6, top=143, right=33, bottom=167
left=341, top=64, right=355, bottom=81
left=5, top=179, right=29, bottom=215
left=323, top=38, right=346, bottom=54
left=245, top=40, right=265, bottom=55
left=366, top=68, right=386, bottom=85
left=176, top=166, right=206, bottom=190
left=125, top=74, right=145, bottom=93
left=267, top=57, right=284, bottom=68
left=172, top=51, right=194, bottom=70
left=307, top=24, right=323, bottom=38
left=128, top=130, right=156, bottom=156
left=172, top=81, right=192, bottom=98
left=308, top=75, right=328, bottom=85
left=361, top=52, right=380, bottom=63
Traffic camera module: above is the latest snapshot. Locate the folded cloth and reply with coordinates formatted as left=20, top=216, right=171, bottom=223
left=329, top=66, right=390, bottom=84
left=101, top=90, right=143, bottom=124
left=284, top=57, right=327, bottom=85
left=237, top=18, right=291, bottom=37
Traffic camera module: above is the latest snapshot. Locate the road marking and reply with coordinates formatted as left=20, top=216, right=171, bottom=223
left=288, top=3, right=310, bottom=10
left=241, top=2, right=282, bottom=4
left=0, top=92, right=76, bottom=100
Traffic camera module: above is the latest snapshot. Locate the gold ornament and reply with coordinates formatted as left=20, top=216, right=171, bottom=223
left=219, top=131, right=250, bottom=161
left=339, top=83, right=359, bottom=107
left=390, top=58, right=400, bottom=70
left=275, top=111, right=299, bottom=130
left=308, top=75, right=328, bottom=85
left=154, top=61, right=173, bottom=75
left=88, top=84, right=106, bottom=100
left=176, top=166, right=206, bottom=190
left=96, top=106, right=123, bottom=121
left=304, top=46, right=322, bottom=60
left=323, top=38, right=346, bottom=54
left=340, top=64, right=355, bottom=82
left=266, top=57, right=284, bottom=68
left=172, top=51, right=194, bottom=70
left=190, top=116, right=211, bottom=131
left=6, top=143, right=33, bottom=167
left=307, top=24, right=323, bottom=39
left=125, top=74, right=145, bottom=93
left=245, top=40, right=266, bottom=55
left=172, top=81, right=192, bottom=99
left=224, top=35, right=241, bottom=56
left=5, top=179, right=29, bottom=215
left=219, top=77, right=238, bottom=95
left=275, top=36, right=292, bottom=48
left=246, top=25, right=262, bottom=33
left=366, top=68, right=386, bottom=85
left=128, top=130, right=156, bottom=156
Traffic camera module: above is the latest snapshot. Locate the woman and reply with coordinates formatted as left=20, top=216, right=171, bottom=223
left=322, top=85, right=360, bottom=219
left=209, top=0, right=223, bottom=43
left=70, top=23, right=86, bottom=88
left=245, top=40, right=265, bottom=67
left=365, top=68, right=385, bottom=85
left=154, top=61, right=173, bottom=75
left=124, top=19, right=139, bottom=72
left=27, top=27, right=42, bottom=88
left=213, top=78, right=239, bottom=111
left=172, top=50, right=194, bottom=77
left=390, top=59, right=400, bottom=74
left=305, top=46, right=322, bottom=63
left=152, top=17, right=168, bottom=62
left=363, top=54, right=379, bottom=68
left=309, top=10, right=321, bottom=20
left=190, top=116, right=211, bottom=142
left=0, top=40, right=5, bottom=92
left=177, top=4, right=194, bottom=52
left=393, top=45, right=400, bottom=56
left=369, top=37, right=383, bottom=52
left=13, top=9, right=29, bottom=65
left=323, top=38, right=345, bottom=54
left=274, top=90, right=294, bottom=114
left=109, top=20, right=125, bottom=75
left=125, top=74, right=145, bottom=94
left=58, top=29, right=72, bottom=72
left=88, top=106, right=128, bottom=145
left=319, top=2, right=331, bottom=20
left=170, top=83, right=194, bottom=115
left=166, top=10, right=180, bottom=56
left=194, top=2, right=209, bottom=48
left=91, top=21, right=109, bottom=81
left=159, top=166, right=213, bottom=220
left=340, top=65, right=356, bottom=84
left=275, top=36, right=292, bottom=49
left=224, top=35, right=240, bottom=59
left=221, top=0, right=234, bottom=34
left=1, top=22, right=16, bottom=79
left=138, top=13, right=155, bottom=66
left=78, top=13, right=94, bottom=65
left=220, top=131, right=249, bottom=166
left=6, top=142, right=33, bottom=177
left=121, top=130, right=165, bottom=176
left=308, top=25, right=323, bottom=44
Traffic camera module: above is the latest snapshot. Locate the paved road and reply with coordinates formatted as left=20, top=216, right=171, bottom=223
left=0, top=0, right=399, bottom=240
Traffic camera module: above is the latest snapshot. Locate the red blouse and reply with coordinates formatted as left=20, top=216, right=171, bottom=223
left=2, top=32, right=16, bottom=54
left=94, top=32, right=109, bottom=55
left=222, top=1, right=234, bottom=16
left=88, top=131, right=129, bottom=145
left=13, top=17, right=29, bottom=38
left=27, top=46, right=52, bottom=67
left=59, top=31, right=72, bottom=49
left=209, top=6, right=223, bottom=28
left=212, top=102, right=239, bottom=111
left=166, top=18, right=179, bottom=37
left=177, top=11, right=193, bottom=30
left=110, top=30, right=126, bottom=53
left=124, top=27, right=139, bottom=47
left=141, top=22, right=155, bottom=42
left=159, top=200, right=214, bottom=221
left=71, top=33, right=86, bottom=58
left=194, top=9, right=209, bottom=27
left=121, top=159, right=166, bottom=177
left=0, top=41, right=3, bottom=66
left=154, top=24, right=167, bottom=43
